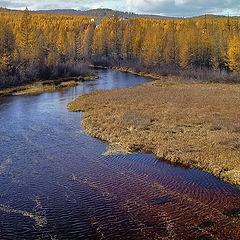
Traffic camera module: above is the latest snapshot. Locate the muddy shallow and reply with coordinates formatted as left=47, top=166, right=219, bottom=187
left=0, top=69, right=240, bottom=239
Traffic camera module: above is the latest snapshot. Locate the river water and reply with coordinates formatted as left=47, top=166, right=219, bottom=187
left=0, top=69, right=240, bottom=239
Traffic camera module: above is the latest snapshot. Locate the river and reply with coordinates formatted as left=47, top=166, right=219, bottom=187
left=0, top=69, right=240, bottom=239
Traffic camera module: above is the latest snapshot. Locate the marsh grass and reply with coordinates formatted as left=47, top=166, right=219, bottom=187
left=68, top=78, right=240, bottom=186
left=0, top=75, right=98, bottom=96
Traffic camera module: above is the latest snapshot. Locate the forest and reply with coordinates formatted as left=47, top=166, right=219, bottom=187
left=0, top=8, right=240, bottom=88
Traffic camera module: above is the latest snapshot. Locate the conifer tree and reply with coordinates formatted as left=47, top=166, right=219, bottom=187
left=227, top=36, right=240, bottom=72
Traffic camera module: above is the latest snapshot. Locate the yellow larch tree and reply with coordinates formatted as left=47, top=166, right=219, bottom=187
left=227, top=35, right=240, bottom=72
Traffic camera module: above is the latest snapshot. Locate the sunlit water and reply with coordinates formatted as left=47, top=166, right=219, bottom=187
left=0, top=69, right=240, bottom=239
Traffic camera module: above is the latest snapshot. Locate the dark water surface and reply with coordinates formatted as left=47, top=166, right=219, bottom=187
left=0, top=69, right=240, bottom=239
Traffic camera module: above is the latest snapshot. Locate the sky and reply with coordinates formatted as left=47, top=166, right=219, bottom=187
left=0, top=0, right=240, bottom=17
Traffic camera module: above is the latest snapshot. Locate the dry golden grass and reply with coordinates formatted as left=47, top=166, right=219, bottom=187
left=58, top=80, right=81, bottom=88
left=0, top=82, right=53, bottom=96
left=0, top=75, right=99, bottom=96
left=68, top=78, right=240, bottom=186
left=0, top=78, right=86, bottom=96
left=111, top=66, right=164, bottom=80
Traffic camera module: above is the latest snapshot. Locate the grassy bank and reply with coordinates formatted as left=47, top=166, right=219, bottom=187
left=111, top=66, right=164, bottom=80
left=0, top=75, right=98, bottom=96
left=68, top=77, right=240, bottom=186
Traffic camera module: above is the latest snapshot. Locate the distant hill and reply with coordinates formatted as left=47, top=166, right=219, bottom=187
left=35, top=8, right=170, bottom=19
left=191, top=14, right=227, bottom=20
left=1, top=7, right=236, bottom=20
left=192, top=14, right=240, bottom=20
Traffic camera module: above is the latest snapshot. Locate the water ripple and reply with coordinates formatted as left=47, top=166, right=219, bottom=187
left=0, top=70, right=239, bottom=239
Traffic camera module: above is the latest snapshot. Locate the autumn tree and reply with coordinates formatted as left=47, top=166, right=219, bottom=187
left=81, top=24, right=95, bottom=60
left=227, top=35, right=240, bottom=72
left=121, top=22, right=133, bottom=61
left=1, top=8, right=240, bottom=86
left=132, top=19, right=143, bottom=59
left=142, top=23, right=162, bottom=65
left=18, top=8, right=33, bottom=59
left=92, top=20, right=109, bottom=62
left=56, top=25, right=68, bottom=60
left=0, top=20, right=15, bottom=73
left=162, top=21, right=177, bottom=64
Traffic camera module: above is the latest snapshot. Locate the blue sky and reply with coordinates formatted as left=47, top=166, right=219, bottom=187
left=0, top=0, right=240, bottom=17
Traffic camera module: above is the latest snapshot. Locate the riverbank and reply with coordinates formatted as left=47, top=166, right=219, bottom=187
left=111, top=66, right=164, bottom=80
left=0, top=75, right=98, bottom=96
left=68, top=77, right=240, bottom=186
left=92, top=65, right=164, bottom=80
left=93, top=64, right=240, bottom=84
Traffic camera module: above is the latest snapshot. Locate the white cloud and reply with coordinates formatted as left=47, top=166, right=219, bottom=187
left=0, top=0, right=240, bottom=16
left=125, top=0, right=240, bottom=16
left=0, top=0, right=122, bottom=10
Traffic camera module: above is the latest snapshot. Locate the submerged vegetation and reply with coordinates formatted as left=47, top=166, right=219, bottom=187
left=1, top=9, right=240, bottom=89
left=68, top=78, right=240, bottom=186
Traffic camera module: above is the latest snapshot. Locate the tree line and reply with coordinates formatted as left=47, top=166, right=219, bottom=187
left=1, top=9, right=240, bottom=88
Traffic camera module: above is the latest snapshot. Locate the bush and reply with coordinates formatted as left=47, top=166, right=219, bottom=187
left=0, top=60, right=89, bottom=89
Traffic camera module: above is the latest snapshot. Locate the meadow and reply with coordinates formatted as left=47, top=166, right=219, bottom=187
left=68, top=76, right=240, bottom=186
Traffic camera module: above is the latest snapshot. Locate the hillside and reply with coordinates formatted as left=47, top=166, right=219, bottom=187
left=35, top=8, right=170, bottom=19
left=1, top=7, right=235, bottom=20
